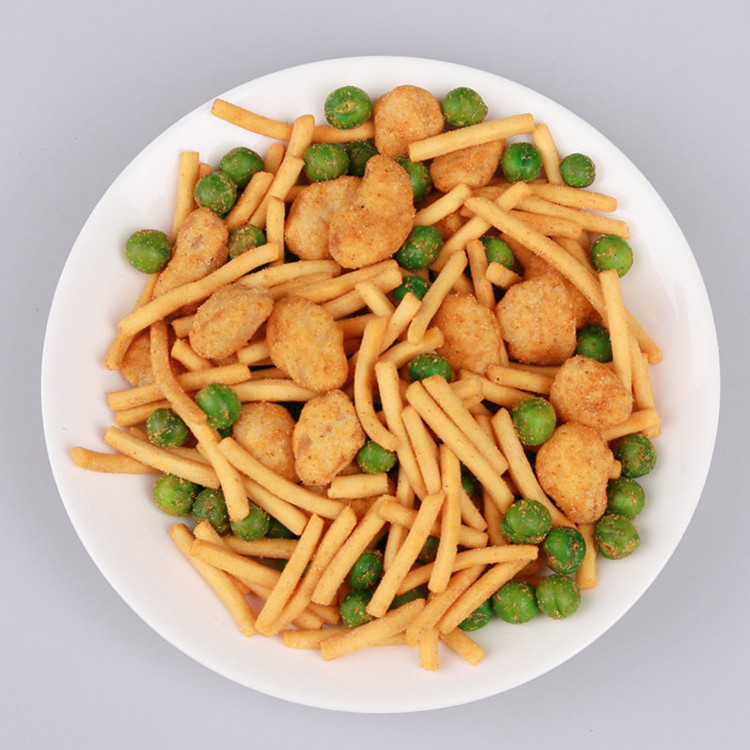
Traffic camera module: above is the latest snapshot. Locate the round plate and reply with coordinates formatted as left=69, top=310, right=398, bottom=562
left=42, top=57, right=720, bottom=712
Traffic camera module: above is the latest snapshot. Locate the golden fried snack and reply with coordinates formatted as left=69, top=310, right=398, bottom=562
left=328, top=155, right=415, bottom=269
left=372, top=84, right=444, bottom=158
left=495, top=275, right=577, bottom=365
left=233, top=402, right=298, bottom=482
left=119, top=330, right=153, bottom=386
left=266, top=295, right=348, bottom=392
left=429, top=140, right=505, bottom=194
left=292, top=390, right=366, bottom=486
left=535, top=422, right=614, bottom=524
left=188, top=283, right=273, bottom=360
left=154, top=207, right=228, bottom=296
left=285, top=176, right=361, bottom=260
left=549, top=355, right=633, bottom=432
left=434, top=292, right=504, bottom=376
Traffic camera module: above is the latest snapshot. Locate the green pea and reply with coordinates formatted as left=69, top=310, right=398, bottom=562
left=146, top=407, right=190, bottom=448
left=458, top=599, right=494, bottom=632
left=152, top=474, right=198, bottom=517
left=303, top=142, right=350, bottom=182
left=501, top=498, right=552, bottom=544
left=441, top=87, right=488, bottom=128
left=576, top=324, right=613, bottom=362
left=230, top=501, right=271, bottom=541
left=491, top=581, right=539, bottom=624
left=395, top=156, right=433, bottom=203
left=481, top=236, right=515, bottom=269
left=195, top=383, right=241, bottom=430
left=266, top=517, right=298, bottom=539
left=590, top=235, right=633, bottom=277
left=407, top=353, right=453, bottom=383
left=559, top=153, right=596, bottom=188
left=192, top=488, right=230, bottom=536
left=390, top=585, right=428, bottom=610
left=613, top=433, right=657, bottom=478
left=501, top=142, right=543, bottom=182
left=125, top=229, right=172, bottom=274
left=228, top=223, right=266, bottom=259
left=606, top=477, right=646, bottom=519
left=595, top=513, right=640, bottom=559
left=536, top=574, right=581, bottom=619
left=396, top=225, right=443, bottom=271
left=356, top=439, right=398, bottom=474
left=194, top=171, right=237, bottom=215
left=417, top=535, right=440, bottom=565
left=347, top=550, right=384, bottom=591
left=510, top=397, right=557, bottom=446
left=542, top=526, right=587, bottom=574
left=324, top=86, right=372, bottom=129
left=218, top=146, right=264, bottom=190
left=461, top=465, right=480, bottom=499
left=346, top=139, right=377, bottom=177
left=340, top=588, right=375, bottom=628
left=392, top=274, right=430, bottom=303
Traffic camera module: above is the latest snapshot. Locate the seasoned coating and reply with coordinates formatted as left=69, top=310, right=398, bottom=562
left=189, top=283, right=273, bottom=360
left=549, top=355, right=633, bottom=432
left=233, top=402, right=298, bottom=482
left=119, top=330, right=153, bottom=386
left=266, top=295, right=348, bottom=392
left=495, top=275, right=577, bottom=365
left=535, top=422, right=614, bottom=524
left=434, top=292, right=504, bottom=375
left=292, top=390, right=366, bottom=486
left=328, top=155, right=415, bottom=269
left=154, top=207, right=228, bottom=296
left=372, top=85, right=444, bottom=158
left=285, top=176, right=361, bottom=261
left=429, top=140, right=505, bottom=194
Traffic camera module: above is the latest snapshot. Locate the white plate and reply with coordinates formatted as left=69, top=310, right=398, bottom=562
left=42, top=56, right=720, bottom=712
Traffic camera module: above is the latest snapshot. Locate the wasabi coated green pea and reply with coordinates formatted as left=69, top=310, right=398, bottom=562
left=303, top=142, right=350, bottom=182
left=194, top=171, right=237, bottom=215
left=228, top=223, right=266, bottom=260
left=218, top=146, right=264, bottom=190
left=324, top=86, right=372, bottom=130
left=510, top=397, right=557, bottom=446
left=340, top=588, right=375, bottom=628
left=395, top=156, right=433, bottom=203
left=501, top=498, right=552, bottom=544
left=606, top=477, right=646, bottom=519
left=458, top=599, right=494, bottom=632
left=613, top=433, right=657, bottom=478
left=417, top=535, right=440, bottom=565
left=356, top=439, right=398, bottom=474
left=392, top=274, right=430, bottom=303
left=595, top=513, right=640, bottom=559
left=461, top=465, right=480, bottom=499
left=192, top=488, right=230, bottom=536
left=576, top=324, right=613, bottom=362
left=481, top=236, right=515, bottom=269
left=266, top=516, right=298, bottom=539
left=125, top=229, right=172, bottom=274
left=396, top=225, right=443, bottom=271
left=441, top=87, right=488, bottom=128
left=390, top=585, right=428, bottom=610
left=590, top=235, right=633, bottom=277
left=501, top=142, right=543, bottom=182
left=407, top=352, right=453, bottom=383
left=536, top=574, right=581, bottom=619
left=230, top=501, right=271, bottom=541
left=347, top=550, right=384, bottom=590
left=346, top=139, right=377, bottom=177
left=543, top=526, right=587, bottom=574
left=559, top=153, right=596, bottom=188
left=195, top=383, right=241, bottom=430
left=491, top=581, right=538, bottom=624
left=152, top=474, right=198, bottom=516
left=146, top=407, right=190, bottom=448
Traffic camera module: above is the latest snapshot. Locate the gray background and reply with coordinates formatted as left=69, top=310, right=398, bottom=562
left=2, top=0, right=747, bottom=747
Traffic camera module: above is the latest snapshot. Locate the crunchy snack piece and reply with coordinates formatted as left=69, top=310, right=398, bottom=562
left=293, top=390, right=366, bottom=486
left=434, top=292, right=504, bottom=376
left=266, top=295, right=348, bottom=392
left=189, top=283, right=273, bottom=360
left=328, top=155, right=415, bottom=269
left=429, top=140, right=505, bottom=194
left=285, top=176, right=361, bottom=260
left=373, top=84, right=444, bottom=158
left=119, top=330, right=153, bottom=386
left=535, top=422, right=614, bottom=524
left=549, top=355, right=633, bottom=432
